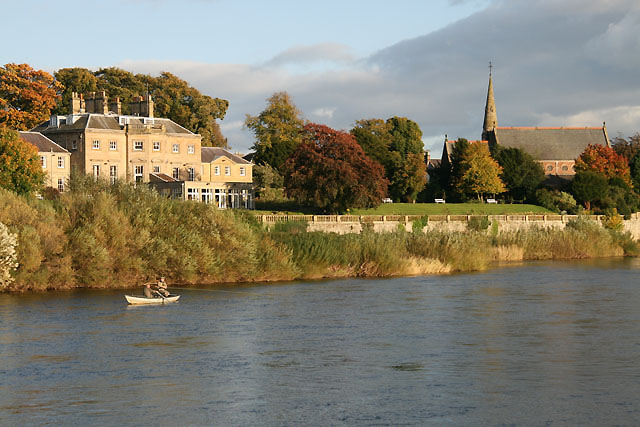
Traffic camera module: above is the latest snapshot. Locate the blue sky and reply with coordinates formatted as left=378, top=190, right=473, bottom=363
left=5, top=0, right=487, bottom=70
left=3, top=0, right=640, bottom=155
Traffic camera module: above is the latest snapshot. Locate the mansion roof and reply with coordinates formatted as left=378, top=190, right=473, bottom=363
left=32, top=114, right=195, bottom=135
left=201, top=147, right=251, bottom=164
left=19, top=131, right=69, bottom=153
left=491, top=127, right=609, bottom=160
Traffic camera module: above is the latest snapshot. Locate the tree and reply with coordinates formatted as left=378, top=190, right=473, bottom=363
left=602, top=177, right=640, bottom=217
left=612, top=133, right=640, bottom=160
left=386, top=117, right=426, bottom=201
left=571, top=170, right=608, bottom=211
left=245, top=92, right=305, bottom=171
left=350, top=119, right=397, bottom=172
left=445, top=138, right=471, bottom=200
left=387, top=116, right=424, bottom=156
left=52, top=68, right=98, bottom=115
left=575, top=144, right=631, bottom=185
left=493, top=146, right=545, bottom=202
left=282, top=123, right=388, bottom=213
left=253, top=164, right=286, bottom=201
left=391, top=152, right=428, bottom=203
left=54, top=67, right=229, bottom=147
left=630, top=150, right=640, bottom=189
left=455, top=142, right=506, bottom=201
left=0, top=127, right=45, bottom=195
left=350, top=117, right=426, bottom=202
left=0, top=63, right=62, bottom=130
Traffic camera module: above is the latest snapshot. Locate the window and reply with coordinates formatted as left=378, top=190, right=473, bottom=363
left=188, top=144, right=195, bottom=154
left=92, top=140, right=100, bottom=150
left=57, top=156, right=65, bottom=168
left=224, top=166, right=231, bottom=176
left=172, top=144, right=179, bottom=153
left=561, top=165, right=569, bottom=172
left=110, top=141, right=117, bottom=151
left=93, top=164, right=100, bottom=178
left=214, top=165, right=220, bottom=176
left=239, top=167, right=245, bottom=176
left=134, top=141, right=143, bottom=151
left=57, top=178, right=65, bottom=192
left=134, top=165, right=144, bottom=183
left=187, top=167, right=195, bottom=181
left=41, top=156, right=46, bottom=169
left=153, top=166, right=160, bottom=173
left=546, top=165, right=553, bottom=171
left=153, top=141, right=160, bottom=151
left=110, top=165, right=117, bottom=184
left=172, top=167, right=180, bottom=180
left=187, top=188, right=199, bottom=200
left=71, top=140, right=77, bottom=150
left=201, top=189, right=212, bottom=204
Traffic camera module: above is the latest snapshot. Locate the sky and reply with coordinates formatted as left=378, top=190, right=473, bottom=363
left=3, top=0, right=640, bottom=156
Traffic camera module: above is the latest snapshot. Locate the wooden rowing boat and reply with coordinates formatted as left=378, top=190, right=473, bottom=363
left=124, top=294, right=180, bottom=305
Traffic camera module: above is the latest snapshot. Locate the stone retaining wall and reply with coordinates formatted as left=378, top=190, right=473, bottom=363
left=259, top=213, right=640, bottom=239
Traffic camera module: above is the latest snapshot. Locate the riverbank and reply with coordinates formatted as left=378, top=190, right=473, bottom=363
left=0, top=179, right=637, bottom=292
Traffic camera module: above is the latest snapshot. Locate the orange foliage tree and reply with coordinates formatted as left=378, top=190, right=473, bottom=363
left=0, top=63, right=61, bottom=130
left=0, top=127, right=45, bottom=195
left=574, top=144, right=631, bottom=185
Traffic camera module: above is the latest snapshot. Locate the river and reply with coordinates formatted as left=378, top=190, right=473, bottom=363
left=1, top=259, right=640, bottom=425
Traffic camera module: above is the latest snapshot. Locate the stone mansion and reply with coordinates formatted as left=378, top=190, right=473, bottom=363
left=30, top=91, right=254, bottom=209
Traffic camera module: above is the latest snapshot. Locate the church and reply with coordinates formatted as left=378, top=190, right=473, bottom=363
left=437, top=69, right=611, bottom=184
left=480, top=68, right=610, bottom=179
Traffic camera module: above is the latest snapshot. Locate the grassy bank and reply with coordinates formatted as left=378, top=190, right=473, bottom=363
left=254, top=201, right=552, bottom=216
left=0, top=179, right=636, bottom=292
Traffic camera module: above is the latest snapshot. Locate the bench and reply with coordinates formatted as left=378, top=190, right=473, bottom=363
left=434, top=198, right=446, bottom=204
left=486, top=198, right=497, bottom=204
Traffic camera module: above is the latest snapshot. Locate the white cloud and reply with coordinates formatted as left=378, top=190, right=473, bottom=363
left=311, top=107, right=337, bottom=120
left=265, top=43, right=356, bottom=68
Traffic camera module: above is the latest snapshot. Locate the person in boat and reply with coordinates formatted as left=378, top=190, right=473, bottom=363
left=155, top=276, right=170, bottom=297
left=143, top=283, right=154, bottom=298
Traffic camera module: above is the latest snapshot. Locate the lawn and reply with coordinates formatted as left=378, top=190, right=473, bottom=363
left=253, top=201, right=552, bottom=216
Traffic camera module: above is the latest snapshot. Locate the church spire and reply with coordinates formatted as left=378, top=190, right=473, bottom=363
left=482, top=62, right=497, bottom=140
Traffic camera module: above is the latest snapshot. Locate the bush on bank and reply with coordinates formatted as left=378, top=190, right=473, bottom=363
left=0, top=178, right=637, bottom=292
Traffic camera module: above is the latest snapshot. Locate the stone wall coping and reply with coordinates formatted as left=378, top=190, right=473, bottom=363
left=258, top=214, right=616, bottom=224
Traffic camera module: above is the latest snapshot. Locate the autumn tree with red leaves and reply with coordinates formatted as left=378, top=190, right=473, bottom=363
left=574, top=144, right=631, bottom=185
left=0, top=64, right=61, bottom=130
left=283, top=123, right=388, bottom=213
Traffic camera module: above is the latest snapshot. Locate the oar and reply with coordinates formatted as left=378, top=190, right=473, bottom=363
left=153, top=289, right=167, bottom=301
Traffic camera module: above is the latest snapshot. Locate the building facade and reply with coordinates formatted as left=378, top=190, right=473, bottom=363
left=19, top=131, right=70, bottom=192
left=31, top=91, right=254, bottom=208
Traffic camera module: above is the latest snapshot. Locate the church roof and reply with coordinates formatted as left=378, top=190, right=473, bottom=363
left=492, top=127, right=609, bottom=160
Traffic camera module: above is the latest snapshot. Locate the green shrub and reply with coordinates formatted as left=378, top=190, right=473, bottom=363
left=412, top=215, right=428, bottom=233
left=467, top=216, right=490, bottom=232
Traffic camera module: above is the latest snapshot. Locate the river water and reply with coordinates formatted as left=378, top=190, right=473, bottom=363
left=1, top=259, right=640, bottom=426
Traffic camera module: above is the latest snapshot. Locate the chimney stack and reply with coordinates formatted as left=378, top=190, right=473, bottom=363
left=109, top=97, right=122, bottom=115
left=71, top=92, right=85, bottom=114
left=129, top=94, right=154, bottom=118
